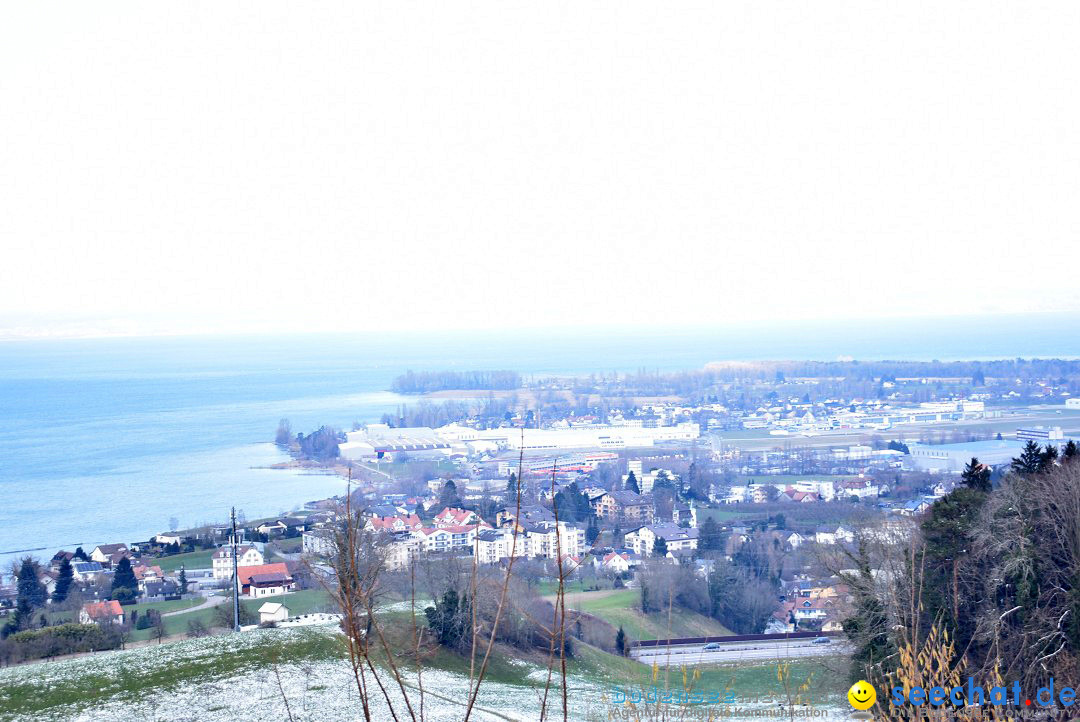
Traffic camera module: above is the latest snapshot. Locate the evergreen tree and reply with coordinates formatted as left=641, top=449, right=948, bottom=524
left=16, top=558, right=46, bottom=609
left=960, top=457, right=992, bottom=493
left=52, top=557, right=74, bottom=604
left=585, top=517, right=600, bottom=545
left=653, top=470, right=675, bottom=493
left=842, top=561, right=893, bottom=683
left=505, top=472, right=518, bottom=499
left=178, top=566, right=189, bottom=595
left=640, top=584, right=653, bottom=613
left=699, top=517, right=721, bottom=551
left=1064, top=439, right=1079, bottom=461
left=1011, top=441, right=1044, bottom=476
left=1039, top=444, right=1059, bottom=472
left=73, top=547, right=88, bottom=562
left=4, top=558, right=45, bottom=635
left=438, top=480, right=461, bottom=510
left=615, top=626, right=627, bottom=656
left=624, top=471, right=640, bottom=494
left=919, top=487, right=989, bottom=658
left=424, top=589, right=472, bottom=651
left=653, top=537, right=668, bottom=556
left=111, top=557, right=138, bottom=602
left=685, top=461, right=700, bottom=498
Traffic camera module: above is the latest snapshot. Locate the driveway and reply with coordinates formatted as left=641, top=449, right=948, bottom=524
left=162, top=594, right=229, bottom=617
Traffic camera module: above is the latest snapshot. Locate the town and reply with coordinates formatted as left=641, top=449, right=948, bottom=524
left=5, top=359, right=1080, bottom=681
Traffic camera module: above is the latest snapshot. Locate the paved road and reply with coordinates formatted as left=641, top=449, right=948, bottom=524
left=162, top=593, right=228, bottom=617
left=633, top=639, right=848, bottom=666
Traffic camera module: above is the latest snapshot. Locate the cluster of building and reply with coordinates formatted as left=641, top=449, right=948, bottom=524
left=719, top=478, right=889, bottom=504
left=338, top=421, right=701, bottom=461
left=906, top=426, right=1073, bottom=472
left=41, top=544, right=181, bottom=601
left=737, top=400, right=989, bottom=433
left=211, top=545, right=296, bottom=598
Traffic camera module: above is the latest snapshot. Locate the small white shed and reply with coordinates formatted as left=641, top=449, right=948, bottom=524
left=258, top=602, right=290, bottom=625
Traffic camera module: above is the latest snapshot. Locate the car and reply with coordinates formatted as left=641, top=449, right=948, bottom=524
left=812, top=636, right=831, bottom=644
left=703, top=642, right=722, bottom=651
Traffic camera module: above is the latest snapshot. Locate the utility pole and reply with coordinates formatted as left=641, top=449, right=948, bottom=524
left=231, top=506, right=240, bottom=631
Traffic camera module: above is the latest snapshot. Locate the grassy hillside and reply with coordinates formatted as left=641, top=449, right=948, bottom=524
left=153, top=548, right=216, bottom=572
left=561, top=589, right=731, bottom=642
left=573, top=642, right=848, bottom=704
left=0, top=619, right=849, bottom=720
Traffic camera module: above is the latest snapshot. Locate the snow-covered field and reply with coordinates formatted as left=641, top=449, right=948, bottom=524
left=0, top=627, right=609, bottom=721
left=0, top=627, right=846, bottom=721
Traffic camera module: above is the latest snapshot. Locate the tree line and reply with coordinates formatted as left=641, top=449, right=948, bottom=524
left=842, top=442, right=1080, bottom=694
left=391, top=370, right=522, bottom=394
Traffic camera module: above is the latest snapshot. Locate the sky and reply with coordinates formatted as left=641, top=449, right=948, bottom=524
left=2, top=1, right=1080, bottom=339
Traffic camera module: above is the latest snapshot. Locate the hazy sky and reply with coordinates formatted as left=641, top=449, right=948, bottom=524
left=2, top=2, right=1079, bottom=338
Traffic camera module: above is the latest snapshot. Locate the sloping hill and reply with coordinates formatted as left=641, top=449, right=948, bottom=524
left=555, top=588, right=732, bottom=642
left=0, top=619, right=849, bottom=720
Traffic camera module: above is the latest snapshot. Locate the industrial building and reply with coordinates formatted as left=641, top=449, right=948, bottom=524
left=907, top=439, right=1027, bottom=472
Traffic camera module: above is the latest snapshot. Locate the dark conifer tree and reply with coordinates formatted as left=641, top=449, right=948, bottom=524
left=438, top=480, right=461, bottom=510
left=1039, top=444, right=1059, bottom=472
left=4, top=558, right=45, bottom=635
left=111, top=557, right=138, bottom=602
left=615, top=626, right=627, bottom=656
left=699, top=517, right=721, bottom=550
left=1011, top=441, right=1044, bottom=476
left=585, top=516, right=600, bottom=545
left=17, top=557, right=46, bottom=609
left=624, top=471, right=640, bottom=494
left=960, top=457, right=992, bottom=493
left=52, top=557, right=74, bottom=603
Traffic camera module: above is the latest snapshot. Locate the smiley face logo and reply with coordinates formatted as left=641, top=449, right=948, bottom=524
left=848, top=680, right=877, bottom=710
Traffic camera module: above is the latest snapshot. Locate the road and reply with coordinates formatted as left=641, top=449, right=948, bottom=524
left=632, top=639, right=849, bottom=666
left=162, top=593, right=228, bottom=617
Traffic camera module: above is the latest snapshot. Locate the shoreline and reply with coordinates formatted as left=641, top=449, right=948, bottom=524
left=0, top=446, right=354, bottom=578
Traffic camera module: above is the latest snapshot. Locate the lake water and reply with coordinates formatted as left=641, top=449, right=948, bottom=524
left=2, top=315, right=1079, bottom=572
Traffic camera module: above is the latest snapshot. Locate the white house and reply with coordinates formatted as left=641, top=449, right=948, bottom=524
left=475, top=529, right=527, bottom=564
left=302, top=530, right=335, bottom=557
left=473, top=522, right=584, bottom=565
left=432, top=507, right=483, bottom=528
left=258, top=602, right=290, bottom=624
left=384, top=533, right=423, bottom=571
left=417, top=523, right=488, bottom=553
left=624, top=524, right=699, bottom=557
left=813, top=525, right=855, bottom=545
left=90, top=544, right=128, bottom=565
left=784, top=532, right=806, bottom=549
left=212, top=545, right=265, bottom=580
left=599, top=551, right=631, bottom=573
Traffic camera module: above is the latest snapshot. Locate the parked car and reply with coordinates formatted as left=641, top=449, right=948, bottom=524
left=703, top=642, right=722, bottom=651
left=812, top=636, right=831, bottom=644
